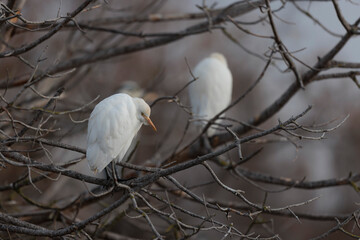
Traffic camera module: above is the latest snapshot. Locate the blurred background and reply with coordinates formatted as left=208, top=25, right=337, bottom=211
left=1, top=0, right=360, bottom=239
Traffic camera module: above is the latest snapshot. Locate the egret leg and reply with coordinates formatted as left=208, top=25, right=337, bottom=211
left=105, top=165, right=112, bottom=181
left=104, top=162, right=122, bottom=181
left=114, top=165, right=122, bottom=181
left=203, top=135, right=212, bottom=152
left=200, top=134, right=212, bottom=153
left=111, top=161, right=130, bottom=182
left=201, top=133, right=230, bottom=167
left=100, top=165, right=115, bottom=193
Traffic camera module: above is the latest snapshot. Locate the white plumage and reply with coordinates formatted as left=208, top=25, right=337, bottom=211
left=189, top=53, right=233, bottom=136
left=86, top=93, right=156, bottom=173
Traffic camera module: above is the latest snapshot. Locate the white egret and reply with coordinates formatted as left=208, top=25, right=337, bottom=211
left=86, top=93, right=157, bottom=174
left=117, top=80, right=159, bottom=102
left=188, top=52, right=233, bottom=136
left=117, top=81, right=145, bottom=98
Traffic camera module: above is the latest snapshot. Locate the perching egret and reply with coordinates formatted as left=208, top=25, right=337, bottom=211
left=117, top=81, right=145, bottom=98
left=188, top=52, right=233, bottom=136
left=86, top=93, right=157, bottom=173
left=117, top=80, right=159, bottom=102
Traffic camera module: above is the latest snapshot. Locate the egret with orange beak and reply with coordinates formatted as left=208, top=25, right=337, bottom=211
left=86, top=93, right=156, bottom=174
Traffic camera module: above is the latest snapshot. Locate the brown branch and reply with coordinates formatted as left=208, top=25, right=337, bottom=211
left=1, top=151, right=108, bottom=186
left=47, top=1, right=261, bottom=74
left=313, top=71, right=360, bottom=81
left=331, top=0, right=353, bottom=33
left=3, top=136, right=86, bottom=154
left=292, top=1, right=342, bottom=38
left=310, top=209, right=360, bottom=240
left=234, top=168, right=360, bottom=189
left=204, top=197, right=351, bottom=222
left=265, top=0, right=304, bottom=88
left=9, top=88, right=64, bottom=143
left=0, top=193, right=130, bottom=237
left=325, top=60, right=360, bottom=69
left=0, top=212, right=47, bottom=231
left=0, top=0, right=94, bottom=58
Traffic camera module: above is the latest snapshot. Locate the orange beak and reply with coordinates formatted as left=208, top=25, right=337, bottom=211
left=142, top=113, right=157, bottom=131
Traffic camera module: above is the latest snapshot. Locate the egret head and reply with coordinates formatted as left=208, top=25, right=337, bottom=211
left=134, top=98, right=157, bottom=131
left=210, top=52, right=227, bottom=66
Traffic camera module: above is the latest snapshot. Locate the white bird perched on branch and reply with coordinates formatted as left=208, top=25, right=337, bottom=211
left=86, top=93, right=157, bottom=173
left=188, top=52, right=233, bottom=136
